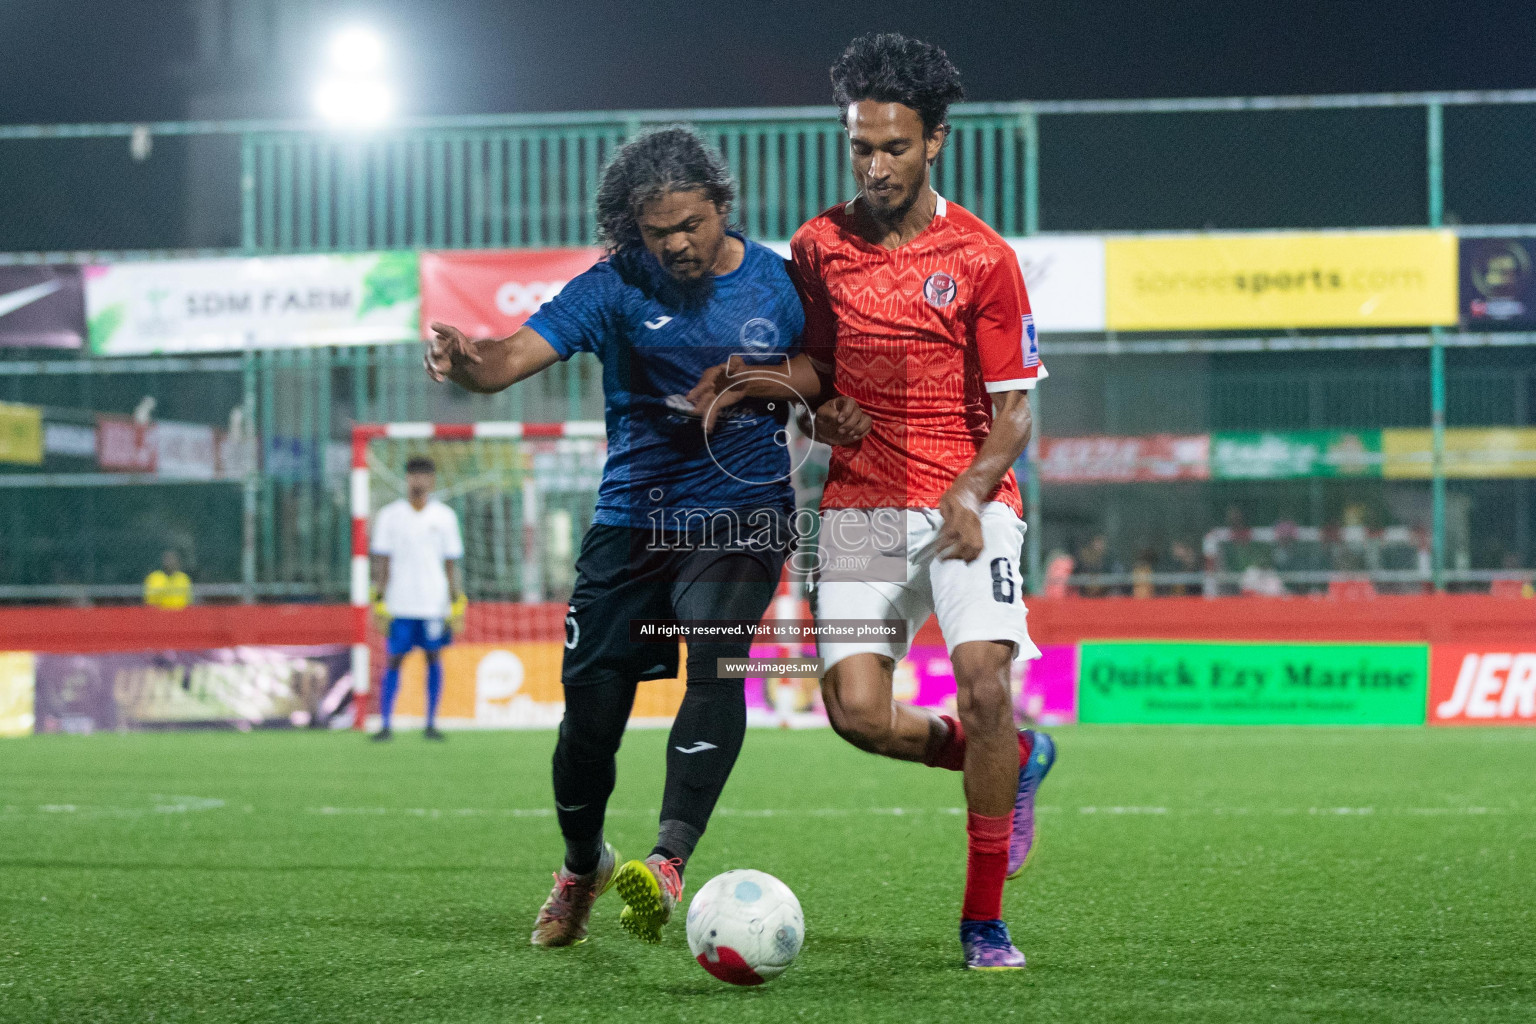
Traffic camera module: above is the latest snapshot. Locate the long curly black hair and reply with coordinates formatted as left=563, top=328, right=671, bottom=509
left=594, top=126, right=737, bottom=253
left=830, top=33, right=965, bottom=137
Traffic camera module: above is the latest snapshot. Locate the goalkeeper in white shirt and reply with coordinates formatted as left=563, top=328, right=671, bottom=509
left=370, top=456, right=466, bottom=741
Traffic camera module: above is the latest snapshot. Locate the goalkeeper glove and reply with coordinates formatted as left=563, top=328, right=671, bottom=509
left=449, top=594, right=468, bottom=629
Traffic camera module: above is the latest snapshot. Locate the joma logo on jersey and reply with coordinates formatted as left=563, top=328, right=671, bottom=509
left=1433, top=651, right=1536, bottom=723
left=922, top=271, right=957, bottom=308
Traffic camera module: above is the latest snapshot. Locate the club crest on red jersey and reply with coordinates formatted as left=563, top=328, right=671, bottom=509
left=922, top=271, right=957, bottom=308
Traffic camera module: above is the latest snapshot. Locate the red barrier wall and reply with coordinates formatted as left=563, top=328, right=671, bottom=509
left=4, top=595, right=1530, bottom=654
left=0, top=604, right=357, bottom=653
left=1013, top=595, right=1536, bottom=647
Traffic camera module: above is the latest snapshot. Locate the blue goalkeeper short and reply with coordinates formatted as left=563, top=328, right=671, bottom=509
left=386, top=618, right=452, bottom=657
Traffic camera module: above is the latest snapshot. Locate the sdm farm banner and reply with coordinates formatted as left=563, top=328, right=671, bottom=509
left=85, top=253, right=419, bottom=354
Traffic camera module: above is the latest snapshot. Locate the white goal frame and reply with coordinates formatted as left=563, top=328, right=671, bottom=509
left=347, top=420, right=606, bottom=726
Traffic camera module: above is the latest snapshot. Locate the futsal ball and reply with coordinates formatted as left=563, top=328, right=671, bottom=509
left=685, top=869, right=804, bottom=985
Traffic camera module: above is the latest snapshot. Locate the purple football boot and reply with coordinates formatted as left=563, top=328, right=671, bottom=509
left=960, top=919, right=1027, bottom=970
left=1008, top=729, right=1056, bottom=879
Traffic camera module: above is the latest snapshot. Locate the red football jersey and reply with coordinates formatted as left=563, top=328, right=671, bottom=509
left=791, top=195, right=1045, bottom=513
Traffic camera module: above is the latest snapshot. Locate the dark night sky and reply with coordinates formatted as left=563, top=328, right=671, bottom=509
left=1, top=0, right=1533, bottom=125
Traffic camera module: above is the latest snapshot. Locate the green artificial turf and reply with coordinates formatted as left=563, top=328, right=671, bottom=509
left=2, top=726, right=1533, bottom=1023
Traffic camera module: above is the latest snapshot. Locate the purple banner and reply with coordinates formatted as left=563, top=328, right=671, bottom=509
left=33, top=645, right=352, bottom=734
left=742, top=642, right=1080, bottom=727
left=0, top=266, right=86, bottom=348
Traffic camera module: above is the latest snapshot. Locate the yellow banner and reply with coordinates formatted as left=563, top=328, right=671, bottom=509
left=1382, top=428, right=1536, bottom=478
left=0, top=652, right=36, bottom=737
left=1106, top=231, right=1458, bottom=330
left=0, top=402, right=43, bottom=466
left=394, top=642, right=686, bottom=726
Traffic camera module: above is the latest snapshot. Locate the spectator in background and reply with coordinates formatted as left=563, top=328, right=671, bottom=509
left=1164, top=540, right=1202, bottom=596
left=144, top=550, right=192, bottom=609
left=1131, top=548, right=1157, bottom=598
left=1239, top=551, right=1287, bottom=597
left=1076, top=534, right=1117, bottom=597
left=1043, top=551, right=1075, bottom=599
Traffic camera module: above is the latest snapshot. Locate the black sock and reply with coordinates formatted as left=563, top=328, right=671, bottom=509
left=551, top=676, right=635, bottom=875
left=564, top=832, right=605, bottom=876
left=655, top=670, right=747, bottom=868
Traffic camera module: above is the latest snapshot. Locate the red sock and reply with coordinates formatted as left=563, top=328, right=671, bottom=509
left=923, top=714, right=966, bottom=771
left=1018, top=729, right=1032, bottom=765
left=962, top=810, right=1013, bottom=921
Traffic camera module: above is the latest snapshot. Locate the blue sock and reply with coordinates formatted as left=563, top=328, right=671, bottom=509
left=426, top=659, right=444, bottom=729
left=379, top=665, right=401, bottom=730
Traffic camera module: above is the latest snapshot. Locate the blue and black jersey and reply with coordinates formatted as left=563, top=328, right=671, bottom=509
left=525, top=233, right=806, bottom=528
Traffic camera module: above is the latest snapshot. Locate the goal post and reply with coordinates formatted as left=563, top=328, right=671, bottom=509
left=348, top=420, right=606, bottom=728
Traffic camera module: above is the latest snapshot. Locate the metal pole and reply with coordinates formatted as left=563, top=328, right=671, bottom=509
left=241, top=349, right=257, bottom=602
left=1027, top=389, right=1043, bottom=595
left=1021, top=107, right=1040, bottom=236
left=1022, top=106, right=1043, bottom=593
left=240, top=135, right=257, bottom=250
left=239, top=134, right=259, bottom=601
left=1427, top=101, right=1447, bottom=591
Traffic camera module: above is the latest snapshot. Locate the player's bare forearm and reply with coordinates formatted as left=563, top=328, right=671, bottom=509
left=949, top=390, right=1033, bottom=508
left=956, top=390, right=1033, bottom=499
left=688, top=353, right=836, bottom=433
left=446, top=560, right=464, bottom=603
left=935, top=390, right=1031, bottom=561
left=427, top=323, right=561, bottom=395
left=370, top=555, right=390, bottom=597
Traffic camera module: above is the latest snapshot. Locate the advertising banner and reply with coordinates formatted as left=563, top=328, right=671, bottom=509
left=1105, top=231, right=1458, bottom=330
left=1381, top=428, right=1536, bottom=479
left=1211, top=430, right=1383, bottom=480
left=153, top=421, right=218, bottom=480
left=1078, top=641, right=1429, bottom=725
left=32, top=646, right=352, bottom=733
left=0, top=402, right=44, bottom=465
left=1428, top=646, right=1536, bottom=726
left=0, top=266, right=86, bottom=348
left=1007, top=236, right=1107, bottom=332
left=1038, top=435, right=1210, bottom=483
left=392, top=642, right=685, bottom=727
left=44, top=422, right=98, bottom=459
left=419, top=248, right=605, bottom=340
left=96, top=416, right=155, bottom=471
left=1018, top=644, right=1079, bottom=725
left=0, top=652, right=36, bottom=737
left=85, top=253, right=419, bottom=354
left=1460, top=236, right=1536, bottom=328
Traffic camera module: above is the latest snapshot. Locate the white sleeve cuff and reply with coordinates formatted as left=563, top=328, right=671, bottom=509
left=984, top=367, right=1048, bottom=393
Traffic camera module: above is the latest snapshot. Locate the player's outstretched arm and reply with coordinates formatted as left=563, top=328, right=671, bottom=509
left=687, top=353, right=839, bottom=433
left=425, top=322, right=561, bottom=394
left=935, top=390, right=1033, bottom=562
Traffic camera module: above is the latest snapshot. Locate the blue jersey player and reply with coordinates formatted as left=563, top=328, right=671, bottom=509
left=425, top=128, right=806, bottom=948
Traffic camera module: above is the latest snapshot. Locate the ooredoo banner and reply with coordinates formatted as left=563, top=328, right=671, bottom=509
left=1428, top=646, right=1536, bottom=726
left=419, top=248, right=604, bottom=341
left=1078, top=641, right=1429, bottom=725
left=1105, top=231, right=1458, bottom=330
left=86, top=253, right=419, bottom=354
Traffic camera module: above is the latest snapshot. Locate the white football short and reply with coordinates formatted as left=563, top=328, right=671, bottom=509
left=812, top=502, right=1041, bottom=670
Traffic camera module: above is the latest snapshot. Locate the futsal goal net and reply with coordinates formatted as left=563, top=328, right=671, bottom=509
left=349, top=421, right=628, bottom=729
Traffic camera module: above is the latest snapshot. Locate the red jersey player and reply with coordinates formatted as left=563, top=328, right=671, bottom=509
left=688, top=33, right=1056, bottom=971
